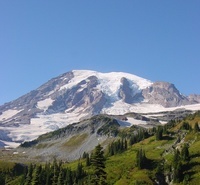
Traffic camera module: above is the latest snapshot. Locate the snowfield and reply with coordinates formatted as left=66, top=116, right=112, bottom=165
left=0, top=70, right=200, bottom=148
left=37, top=98, right=54, bottom=112
left=0, top=109, right=23, bottom=122
left=60, top=70, right=152, bottom=101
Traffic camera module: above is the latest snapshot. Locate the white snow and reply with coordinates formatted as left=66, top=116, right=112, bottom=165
left=118, top=117, right=148, bottom=127
left=1, top=141, right=20, bottom=148
left=0, top=109, right=23, bottom=121
left=37, top=98, right=54, bottom=111
left=4, top=110, right=88, bottom=144
left=102, top=102, right=200, bottom=115
left=101, top=101, right=166, bottom=115
left=59, top=70, right=152, bottom=101
left=166, top=103, right=200, bottom=111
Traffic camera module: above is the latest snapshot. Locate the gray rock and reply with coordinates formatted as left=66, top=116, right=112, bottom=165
left=142, top=81, right=190, bottom=107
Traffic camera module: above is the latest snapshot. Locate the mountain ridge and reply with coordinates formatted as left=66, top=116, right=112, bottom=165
left=0, top=70, right=200, bottom=147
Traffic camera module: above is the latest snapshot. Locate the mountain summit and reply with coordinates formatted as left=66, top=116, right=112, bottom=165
left=0, top=70, right=200, bottom=147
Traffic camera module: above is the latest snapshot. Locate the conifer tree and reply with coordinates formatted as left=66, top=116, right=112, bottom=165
left=129, top=135, right=136, bottom=146
left=91, top=144, right=107, bottom=185
left=31, top=165, right=41, bottom=185
left=65, top=168, right=73, bottom=185
left=76, top=162, right=85, bottom=181
left=173, top=161, right=183, bottom=183
left=194, top=122, right=200, bottom=132
left=181, top=144, right=190, bottom=161
left=124, top=138, right=128, bottom=150
left=86, top=154, right=91, bottom=166
left=24, top=163, right=33, bottom=185
left=52, top=158, right=59, bottom=185
left=57, top=168, right=64, bottom=185
left=155, top=126, right=163, bottom=140
left=44, top=162, right=51, bottom=185
left=173, top=149, right=183, bottom=183
left=136, top=148, right=146, bottom=169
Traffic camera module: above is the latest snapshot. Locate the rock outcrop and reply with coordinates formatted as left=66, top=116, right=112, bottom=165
left=142, top=82, right=190, bottom=107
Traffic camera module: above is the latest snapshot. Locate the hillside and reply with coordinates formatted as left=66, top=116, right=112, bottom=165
left=0, top=111, right=200, bottom=184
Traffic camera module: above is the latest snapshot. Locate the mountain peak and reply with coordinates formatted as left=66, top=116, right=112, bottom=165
left=0, top=70, right=200, bottom=147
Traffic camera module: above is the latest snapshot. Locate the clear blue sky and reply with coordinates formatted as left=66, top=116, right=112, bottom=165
left=0, top=1, right=200, bottom=105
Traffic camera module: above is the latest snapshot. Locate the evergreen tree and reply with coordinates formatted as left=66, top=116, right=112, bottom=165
left=52, top=158, right=59, bottom=185
left=82, top=152, right=87, bottom=159
left=57, top=168, right=64, bottom=185
left=44, top=162, right=51, bottom=185
left=136, top=148, right=147, bottom=169
left=173, top=149, right=183, bottom=183
left=155, top=126, right=163, bottom=140
left=76, top=162, right=85, bottom=181
left=31, top=165, right=41, bottom=185
left=65, top=168, right=73, bottom=185
left=124, top=138, right=128, bottom=150
left=24, top=163, right=33, bottom=185
left=194, top=122, right=200, bottom=132
left=138, top=128, right=144, bottom=141
left=91, top=144, right=107, bottom=185
left=181, top=144, right=190, bottom=161
left=0, top=173, right=5, bottom=185
left=173, top=149, right=181, bottom=167
left=173, top=161, right=183, bottom=183
left=86, top=154, right=91, bottom=166
left=129, top=135, right=136, bottom=146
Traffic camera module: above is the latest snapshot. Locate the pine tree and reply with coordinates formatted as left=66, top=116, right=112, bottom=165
left=86, top=154, right=91, bottom=166
left=136, top=148, right=146, bottom=169
left=44, top=162, right=51, bottom=185
left=52, top=158, right=59, bottom=185
left=181, top=144, right=190, bottom=161
left=173, top=161, right=183, bottom=183
left=91, top=144, right=107, bottom=185
left=57, top=168, right=64, bottom=185
left=65, top=168, right=73, bottom=185
left=194, top=122, right=200, bottom=132
left=129, top=135, right=136, bottom=146
left=173, top=149, right=183, bottom=183
left=31, top=165, right=41, bottom=185
left=155, top=126, right=163, bottom=140
left=24, top=163, right=33, bottom=185
left=173, top=149, right=181, bottom=167
left=76, top=162, right=85, bottom=181
left=124, top=138, right=128, bottom=150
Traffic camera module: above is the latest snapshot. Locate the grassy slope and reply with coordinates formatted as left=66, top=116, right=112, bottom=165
left=106, top=136, right=175, bottom=185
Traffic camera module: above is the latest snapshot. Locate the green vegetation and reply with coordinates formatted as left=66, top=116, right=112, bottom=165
left=62, top=133, right=88, bottom=148
left=90, top=144, right=107, bottom=185
left=1, top=111, right=200, bottom=184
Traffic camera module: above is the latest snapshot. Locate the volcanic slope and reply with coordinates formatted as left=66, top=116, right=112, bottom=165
left=0, top=70, right=200, bottom=147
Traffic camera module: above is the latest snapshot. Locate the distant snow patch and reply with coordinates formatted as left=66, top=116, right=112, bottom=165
left=37, top=98, right=54, bottom=111
left=0, top=109, right=23, bottom=121
left=118, top=117, right=148, bottom=127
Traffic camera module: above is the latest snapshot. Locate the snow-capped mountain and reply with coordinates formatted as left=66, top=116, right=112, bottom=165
left=0, top=70, right=200, bottom=147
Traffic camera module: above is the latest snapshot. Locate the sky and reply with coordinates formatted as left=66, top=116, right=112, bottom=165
left=0, top=1, right=200, bottom=105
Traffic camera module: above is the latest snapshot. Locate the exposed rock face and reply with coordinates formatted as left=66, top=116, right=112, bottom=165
left=188, top=94, right=200, bottom=104
left=0, top=71, right=74, bottom=125
left=142, top=82, right=190, bottom=107
left=47, top=76, right=106, bottom=114
left=118, top=77, right=134, bottom=103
